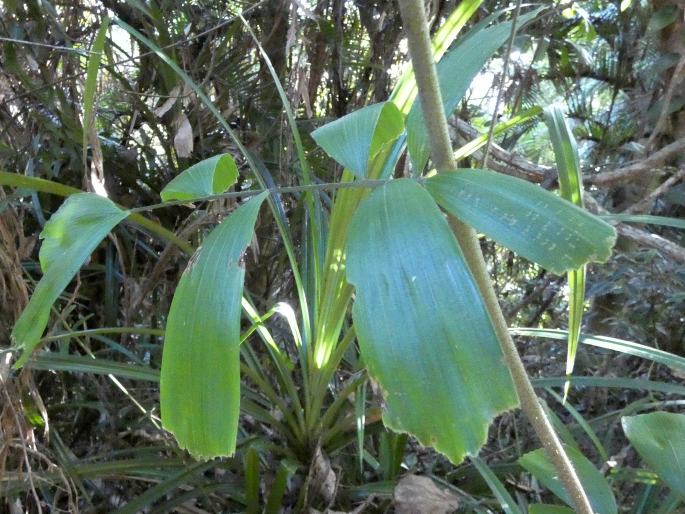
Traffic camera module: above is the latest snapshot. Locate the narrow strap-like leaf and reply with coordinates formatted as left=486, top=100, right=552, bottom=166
left=389, top=0, right=483, bottom=112
left=529, top=505, right=575, bottom=514
left=82, top=17, right=110, bottom=160
left=544, top=105, right=588, bottom=389
left=471, top=455, right=524, bottom=514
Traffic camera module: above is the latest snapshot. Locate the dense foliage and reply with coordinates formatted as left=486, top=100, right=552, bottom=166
left=1, top=0, right=684, bottom=512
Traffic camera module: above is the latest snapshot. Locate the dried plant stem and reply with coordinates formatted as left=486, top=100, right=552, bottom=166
left=396, top=1, right=594, bottom=513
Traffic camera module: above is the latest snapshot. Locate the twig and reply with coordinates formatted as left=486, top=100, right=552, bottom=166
left=0, top=36, right=91, bottom=53
left=396, top=1, right=594, bottom=512
left=584, top=195, right=685, bottom=264
left=587, top=138, right=685, bottom=186
left=624, top=167, right=685, bottom=214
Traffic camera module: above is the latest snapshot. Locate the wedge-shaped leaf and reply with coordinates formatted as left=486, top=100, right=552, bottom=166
left=346, top=179, right=517, bottom=464
left=622, top=412, right=685, bottom=498
left=425, top=169, right=616, bottom=274
left=406, top=10, right=540, bottom=172
left=12, top=194, right=128, bottom=366
left=160, top=192, right=267, bottom=459
left=519, top=447, right=617, bottom=514
left=160, top=153, right=238, bottom=202
left=311, top=102, right=404, bottom=178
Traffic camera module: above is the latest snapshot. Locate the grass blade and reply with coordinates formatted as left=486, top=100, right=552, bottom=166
left=532, top=376, right=685, bottom=396
left=544, top=105, right=587, bottom=398
left=82, top=17, right=109, bottom=166
left=600, top=213, right=685, bottom=229
left=471, top=455, right=524, bottom=514
left=115, top=461, right=215, bottom=514
left=27, top=353, right=159, bottom=382
left=511, top=328, right=685, bottom=373
left=546, top=388, right=609, bottom=461
left=238, top=14, right=323, bottom=319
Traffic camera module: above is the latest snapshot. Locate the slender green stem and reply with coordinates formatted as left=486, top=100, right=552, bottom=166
left=128, top=179, right=391, bottom=213
left=40, top=327, right=165, bottom=342
left=127, top=213, right=193, bottom=255
left=396, top=1, right=593, bottom=513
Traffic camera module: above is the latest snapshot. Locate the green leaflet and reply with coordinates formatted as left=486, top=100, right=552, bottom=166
left=544, top=105, right=587, bottom=390
left=160, top=192, right=267, bottom=459
left=346, top=179, right=517, bottom=465
left=406, top=9, right=541, bottom=172
left=622, top=412, right=685, bottom=498
left=82, top=17, right=109, bottom=154
left=519, top=447, right=617, bottom=514
left=160, top=153, right=239, bottom=202
left=511, top=328, right=685, bottom=374
left=600, top=213, right=685, bottom=230
left=425, top=169, right=616, bottom=274
left=528, top=506, right=574, bottom=514
left=544, top=106, right=583, bottom=206
left=471, top=455, right=524, bottom=514
left=452, top=106, right=542, bottom=162
left=28, top=353, right=159, bottom=382
left=311, top=101, right=404, bottom=179
left=12, top=193, right=129, bottom=366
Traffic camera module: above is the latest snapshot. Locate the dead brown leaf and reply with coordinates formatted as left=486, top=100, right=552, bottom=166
left=393, top=475, right=460, bottom=514
left=173, top=112, right=194, bottom=158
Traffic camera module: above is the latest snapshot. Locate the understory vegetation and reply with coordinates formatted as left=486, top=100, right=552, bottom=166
left=1, top=0, right=684, bottom=512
